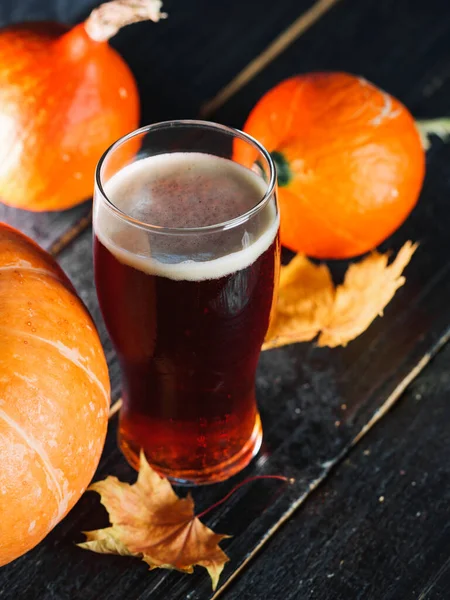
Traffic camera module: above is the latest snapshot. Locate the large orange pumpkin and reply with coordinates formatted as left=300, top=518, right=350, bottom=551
left=236, top=72, right=425, bottom=259
left=0, top=224, right=110, bottom=565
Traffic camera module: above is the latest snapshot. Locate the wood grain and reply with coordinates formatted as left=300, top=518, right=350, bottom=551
left=213, top=0, right=450, bottom=128
left=0, top=201, right=92, bottom=254
left=199, top=0, right=342, bottom=117
left=224, top=342, right=450, bottom=600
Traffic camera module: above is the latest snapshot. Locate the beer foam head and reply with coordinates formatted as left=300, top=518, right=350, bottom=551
left=94, top=152, right=279, bottom=281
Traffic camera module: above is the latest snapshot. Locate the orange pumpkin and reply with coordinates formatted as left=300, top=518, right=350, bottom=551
left=236, top=72, right=425, bottom=259
left=0, top=224, right=110, bottom=565
left=0, top=0, right=165, bottom=212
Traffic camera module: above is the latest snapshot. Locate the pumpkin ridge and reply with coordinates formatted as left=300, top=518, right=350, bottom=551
left=0, top=407, right=64, bottom=505
left=0, top=327, right=109, bottom=406
left=0, top=264, right=67, bottom=286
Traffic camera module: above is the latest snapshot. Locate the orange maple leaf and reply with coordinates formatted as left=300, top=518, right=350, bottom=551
left=78, top=452, right=230, bottom=590
left=264, top=241, right=417, bottom=350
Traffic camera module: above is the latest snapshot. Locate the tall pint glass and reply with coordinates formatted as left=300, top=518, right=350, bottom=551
left=93, top=120, right=279, bottom=484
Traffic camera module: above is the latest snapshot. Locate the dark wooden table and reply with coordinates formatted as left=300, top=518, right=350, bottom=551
left=1, top=0, right=450, bottom=598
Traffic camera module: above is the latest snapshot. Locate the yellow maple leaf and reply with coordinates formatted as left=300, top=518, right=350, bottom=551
left=78, top=452, right=229, bottom=590
left=264, top=241, right=417, bottom=350
left=263, top=253, right=334, bottom=349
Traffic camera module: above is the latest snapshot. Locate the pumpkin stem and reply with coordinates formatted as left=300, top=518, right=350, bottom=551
left=84, top=0, right=167, bottom=42
left=416, top=118, right=450, bottom=151
left=271, top=151, right=293, bottom=187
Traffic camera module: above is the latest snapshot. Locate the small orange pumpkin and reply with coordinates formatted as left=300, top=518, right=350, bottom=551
left=0, top=0, right=165, bottom=212
left=236, top=72, right=425, bottom=259
left=0, top=224, right=110, bottom=565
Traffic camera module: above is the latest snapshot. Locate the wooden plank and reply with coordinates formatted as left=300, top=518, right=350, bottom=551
left=0, top=0, right=317, bottom=251
left=199, top=0, right=343, bottom=117
left=0, top=0, right=94, bottom=25
left=111, top=0, right=320, bottom=125
left=213, top=0, right=450, bottom=128
left=223, top=342, right=450, bottom=600
left=2, top=1, right=450, bottom=599
left=0, top=202, right=92, bottom=254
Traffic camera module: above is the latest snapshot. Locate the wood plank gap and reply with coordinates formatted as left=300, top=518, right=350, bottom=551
left=210, top=329, right=450, bottom=598
left=49, top=209, right=93, bottom=257
left=351, top=326, right=450, bottom=447
left=199, top=0, right=342, bottom=118
left=417, top=557, right=450, bottom=600
left=109, top=398, right=122, bottom=419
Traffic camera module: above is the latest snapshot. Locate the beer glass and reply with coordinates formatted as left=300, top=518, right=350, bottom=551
left=93, top=120, right=279, bottom=484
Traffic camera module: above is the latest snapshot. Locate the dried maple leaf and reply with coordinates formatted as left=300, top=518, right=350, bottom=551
left=319, top=241, right=417, bottom=347
left=264, top=241, right=417, bottom=350
left=263, top=253, right=334, bottom=350
left=78, top=452, right=229, bottom=590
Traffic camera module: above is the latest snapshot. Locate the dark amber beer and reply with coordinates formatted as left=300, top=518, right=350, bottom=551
left=94, top=122, right=279, bottom=484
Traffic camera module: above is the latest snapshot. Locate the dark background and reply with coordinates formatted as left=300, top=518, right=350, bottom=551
left=1, top=1, right=450, bottom=599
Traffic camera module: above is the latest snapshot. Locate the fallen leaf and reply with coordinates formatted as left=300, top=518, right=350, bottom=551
left=263, top=253, right=334, bottom=349
left=81, top=527, right=134, bottom=557
left=319, top=241, right=418, bottom=347
left=264, top=241, right=417, bottom=350
left=78, top=451, right=229, bottom=590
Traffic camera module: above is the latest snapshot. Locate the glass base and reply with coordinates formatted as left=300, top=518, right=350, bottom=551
left=119, top=414, right=263, bottom=486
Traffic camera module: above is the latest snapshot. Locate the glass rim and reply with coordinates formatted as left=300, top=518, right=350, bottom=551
left=95, top=119, right=277, bottom=236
